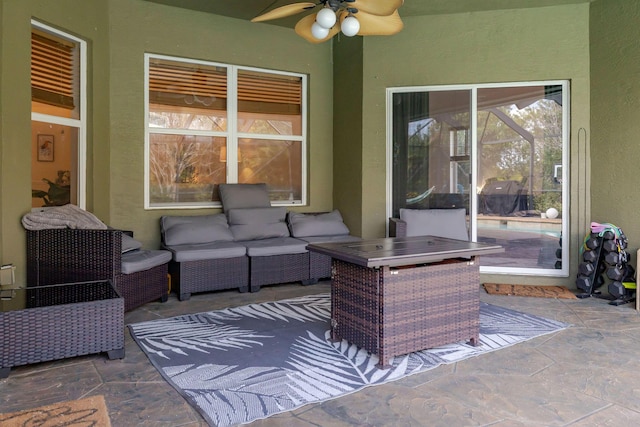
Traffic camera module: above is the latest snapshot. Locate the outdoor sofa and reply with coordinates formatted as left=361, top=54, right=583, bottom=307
left=161, top=183, right=360, bottom=299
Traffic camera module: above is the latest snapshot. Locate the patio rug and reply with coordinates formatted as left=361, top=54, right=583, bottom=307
left=129, top=293, right=568, bottom=427
left=0, top=395, right=111, bottom=426
left=483, top=283, right=577, bottom=299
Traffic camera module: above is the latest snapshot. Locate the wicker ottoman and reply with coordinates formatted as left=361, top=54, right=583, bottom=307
left=0, top=280, right=124, bottom=378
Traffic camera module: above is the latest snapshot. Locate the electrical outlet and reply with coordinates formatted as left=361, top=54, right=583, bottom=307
left=1, top=264, right=15, bottom=285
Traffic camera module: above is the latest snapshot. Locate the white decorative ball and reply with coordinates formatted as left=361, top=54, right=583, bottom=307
left=311, top=22, right=329, bottom=39
left=546, top=207, right=559, bottom=219
left=316, top=8, right=337, bottom=29
left=341, top=16, right=360, bottom=37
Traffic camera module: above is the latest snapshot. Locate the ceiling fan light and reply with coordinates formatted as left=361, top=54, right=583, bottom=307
left=341, top=15, right=360, bottom=37
left=311, top=21, right=330, bottom=39
left=316, top=7, right=336, bottom=29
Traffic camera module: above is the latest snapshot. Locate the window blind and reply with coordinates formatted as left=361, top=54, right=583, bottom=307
left=238, top=70, right=302, bottom=115
left=31, top=32, right=75, bottom=109
left=149, top=62, right=227, bottom=109
left=149, top=61, right=301, bottom=114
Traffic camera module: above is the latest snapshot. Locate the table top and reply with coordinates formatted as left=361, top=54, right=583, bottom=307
left=1, top=280, right=119, bottom=313
left=307, top=235, right=504, bottom=268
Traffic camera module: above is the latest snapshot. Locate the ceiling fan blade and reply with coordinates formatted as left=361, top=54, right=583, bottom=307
left=252, top=2, right=318, bottom=22
left=349, top=10, right=404, bottom=35
left=295, top=13, right=340, bottom=43
left=350, top=0, right=403, bottom=17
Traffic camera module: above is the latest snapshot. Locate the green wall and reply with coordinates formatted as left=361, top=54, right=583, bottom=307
left=107, top=0, right=334, bottom=247
left=332, top=36, right=364, bottom=235
left=3, top=0, right=639, bottom=288
left=590, top=0, right=640, bottom=268
left=332, top=4, right=591, bottom=285
left=1, top=0, right=110, bottom=285
left=0, top=0, right=334, bottom=285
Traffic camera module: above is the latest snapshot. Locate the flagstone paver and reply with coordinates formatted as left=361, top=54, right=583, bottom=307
left=2, top=282, right=640, bottom=426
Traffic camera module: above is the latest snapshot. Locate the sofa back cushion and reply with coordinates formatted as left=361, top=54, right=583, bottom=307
left=227, top=207, right=289, bottom=241
left=288, top=210, right=350, bottom=237
left=121, top=234, right=143, bottom=253
left=161, top=214, right=234, bottom=246
left=218, top=183, right=271, bottom=211
left=399, top=208, right=469, bottom=241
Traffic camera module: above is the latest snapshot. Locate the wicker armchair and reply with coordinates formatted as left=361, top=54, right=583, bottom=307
left=26, top=228, right=169, bottom=311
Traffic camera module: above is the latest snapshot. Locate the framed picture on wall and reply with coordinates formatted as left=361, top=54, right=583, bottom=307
left=37, top=134, right=54, bottom=162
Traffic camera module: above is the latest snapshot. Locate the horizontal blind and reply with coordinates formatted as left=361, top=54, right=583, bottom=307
left=31, top=32, right=75, bottom=109
left=149, top=62, right=227, bottom=110
left=149, top=60, right=302, bottom=115
left=238, top=70, right=301, bottom=115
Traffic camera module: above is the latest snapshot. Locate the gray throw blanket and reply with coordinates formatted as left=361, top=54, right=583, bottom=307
left=22, top=204, right=107, bottom=230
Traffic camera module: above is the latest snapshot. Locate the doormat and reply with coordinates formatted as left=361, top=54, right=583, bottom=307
left=483, top=283, right=576, bottom=299
left=0, top=395, right=111, bottom=426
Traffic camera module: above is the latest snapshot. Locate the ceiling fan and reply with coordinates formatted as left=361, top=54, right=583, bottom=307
left=251, top=0, right=404, bottom=43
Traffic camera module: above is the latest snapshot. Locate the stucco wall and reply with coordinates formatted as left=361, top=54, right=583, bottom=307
left=332, top=36, right=364, bottom=235
left=1, top=0, right=110, bottom=284
left=0, top=0, right=333, bottom=284
left=331, top=4, right=591, bottom=285
left=590, top=0, right=640, bottom=267
left=4, top=0, right=637, bottom=287
left=107, top=0, right=334, bottom=247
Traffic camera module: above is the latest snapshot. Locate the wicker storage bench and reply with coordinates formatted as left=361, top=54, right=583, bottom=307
left=331, top=258, right=480, bottom=368
left=0, top=280, right=124, bottom=378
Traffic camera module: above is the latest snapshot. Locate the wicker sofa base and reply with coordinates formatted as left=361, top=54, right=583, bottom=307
left=249, top=252, right=310, bottom=292
left=118, top=263, right=169, bottom=311
left=0, top=280, right=124, bottom=378
left=170, top=256, right=249, bottom=301
left=309, top=251, right=332, bottom=282
left=330, top=258, right=480, bottom=368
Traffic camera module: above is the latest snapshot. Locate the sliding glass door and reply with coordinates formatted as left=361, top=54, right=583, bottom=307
left=388, top=82, right=569, bottom=276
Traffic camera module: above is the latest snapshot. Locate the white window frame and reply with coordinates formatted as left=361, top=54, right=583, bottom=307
left=144, top=53, right=308, bottom=209
left=31, top=20, right=87, bottom=210
left=386, top=80, right=570, bottom=277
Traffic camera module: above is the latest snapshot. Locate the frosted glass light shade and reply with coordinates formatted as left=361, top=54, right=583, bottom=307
left=311, top=22, right=330, bottom=39
left=316, top=8, right=336, bottom=29
left=341, top=15, right=360, bottom=37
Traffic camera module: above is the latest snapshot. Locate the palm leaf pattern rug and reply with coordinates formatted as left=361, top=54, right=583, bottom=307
left=129, top=294, right=568, bottom=427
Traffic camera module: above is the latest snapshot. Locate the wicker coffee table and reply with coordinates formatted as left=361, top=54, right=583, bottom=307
left=1, top=280, right=125, bottom=378
left=307, top=236, right=504, bottom=368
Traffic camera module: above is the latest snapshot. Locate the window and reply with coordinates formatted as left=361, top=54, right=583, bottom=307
left=388, top=82, right=569, bottom=277
left=31, top=21, right=86, bottom=209
left=145, top=54, right=307, bottom=208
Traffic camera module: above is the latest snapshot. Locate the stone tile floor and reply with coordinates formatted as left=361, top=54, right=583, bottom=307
left=2, top=282, right=640, bottom=426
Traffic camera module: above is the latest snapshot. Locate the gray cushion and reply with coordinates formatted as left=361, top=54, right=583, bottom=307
left=298, top=235, right=361, bottom=244
left=241, top=237, right=308, bottom=257
left=218, top=183, right=271, bottom=211
left=228, top=207, right=289, bottom=241
left=161, top=214, right=233, bottom=246
left=121, top=249, right=172, bottom=274
left=121, top=234, right=143, bottom=253
left=399, top=208, right=469, bottom=241
left=288, top=210, right=350, bottom=237
left=166, top=241, right=247, bottom=262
